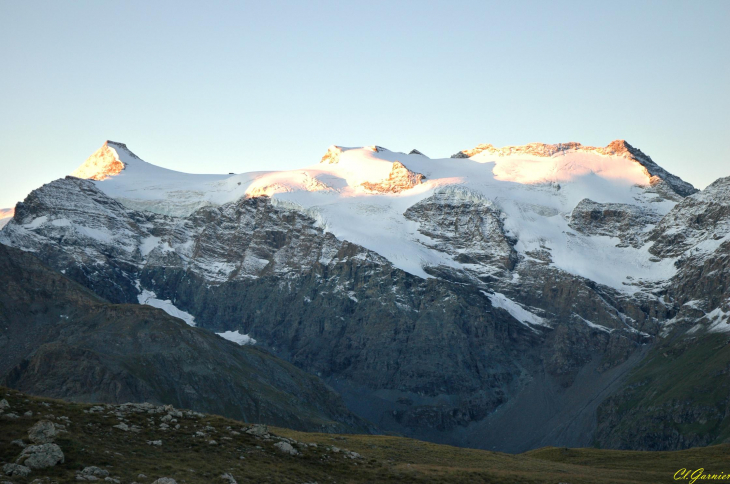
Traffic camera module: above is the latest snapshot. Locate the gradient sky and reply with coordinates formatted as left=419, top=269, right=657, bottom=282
left=1, top=0, right=728, bottom=209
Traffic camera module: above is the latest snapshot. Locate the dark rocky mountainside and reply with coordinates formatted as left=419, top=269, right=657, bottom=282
left=0, top=244, right=370, bottom=434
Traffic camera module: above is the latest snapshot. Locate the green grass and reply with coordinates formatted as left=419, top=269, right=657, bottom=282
left=2, top=386, right=730, bottom=483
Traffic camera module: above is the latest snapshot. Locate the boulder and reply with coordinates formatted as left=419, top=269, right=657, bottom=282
left=28, top=420, right=57, bottom=444
left=220, top=474, right=237, bottom=484
left=273, top=442, right=298, bottom=455
left=78, top=466, right=109, bottom=479
left=16, top=443, right=65, bottom=469
left=3, top=463, right=31, bottom=477
left=245, top=424, right=268, bottom=437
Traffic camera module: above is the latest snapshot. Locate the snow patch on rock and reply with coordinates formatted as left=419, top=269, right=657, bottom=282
left=138, top=289, right=196, bottom=326
left=216, top=330, right=257, bottom=345
left=484, top=291, right=549, bottom=328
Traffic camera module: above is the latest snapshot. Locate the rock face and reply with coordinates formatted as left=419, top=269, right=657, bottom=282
left=0, top=244, right=371, bottom=434
left=3, top=139, right=729, bottom=452
left=569, top=198, right=662, bottom=248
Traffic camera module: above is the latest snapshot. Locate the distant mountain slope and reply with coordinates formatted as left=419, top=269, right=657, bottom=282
left=0, top=243, right=372, bottom=433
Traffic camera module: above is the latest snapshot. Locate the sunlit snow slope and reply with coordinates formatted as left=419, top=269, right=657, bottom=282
left=71, top=140, right=693, bottom=292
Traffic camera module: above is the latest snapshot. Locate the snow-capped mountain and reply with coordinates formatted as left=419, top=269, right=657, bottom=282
left=54, top=140, right=691, bottom=287
left=2, top=139, right=728, bottom=452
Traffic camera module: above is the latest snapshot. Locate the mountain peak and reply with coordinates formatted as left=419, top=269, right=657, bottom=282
left=70, top=140, right=139, bottom=181
left=596, top=139, right=697, bottom=197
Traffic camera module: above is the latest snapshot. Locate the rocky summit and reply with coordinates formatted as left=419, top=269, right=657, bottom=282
left=1, top=139, right=729, bottom=453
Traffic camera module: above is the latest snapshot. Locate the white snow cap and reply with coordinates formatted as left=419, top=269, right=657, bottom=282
left=68, top=140, right=695, bottom=290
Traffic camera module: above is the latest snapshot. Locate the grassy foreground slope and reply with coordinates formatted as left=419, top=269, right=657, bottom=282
left=2, top=387, right=729, bottom=484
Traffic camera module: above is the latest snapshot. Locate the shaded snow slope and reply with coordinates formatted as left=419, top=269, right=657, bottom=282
left=68, top=140, right=696, bottom=291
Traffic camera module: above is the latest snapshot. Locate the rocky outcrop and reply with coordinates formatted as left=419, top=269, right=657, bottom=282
left=360, top=161, right=425, bottom=193
left=320, top=145, right=353, bottom=164
left=569, top=198, right=662, bottom=248
left=404, top=187, right=517, bottom=273
left=649, top=177, right=730, bottom=258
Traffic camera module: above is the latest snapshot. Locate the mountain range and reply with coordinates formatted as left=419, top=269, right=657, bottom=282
left=2, top=139, right=729, bottom=452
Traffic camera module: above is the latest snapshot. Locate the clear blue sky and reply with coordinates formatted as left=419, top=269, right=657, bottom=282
left=1, top=0, right=728, bottom=209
